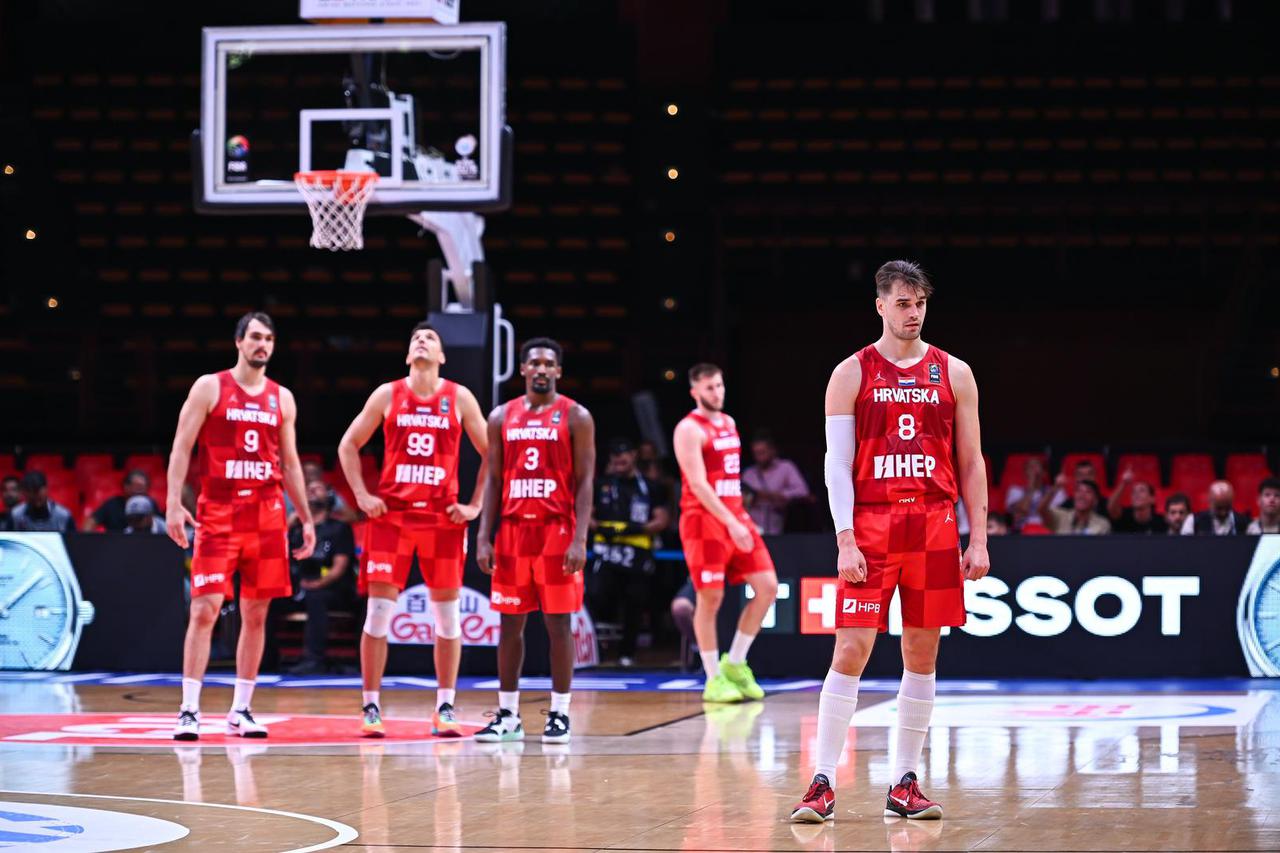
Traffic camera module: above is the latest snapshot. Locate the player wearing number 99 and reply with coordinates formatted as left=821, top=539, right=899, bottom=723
left=165, top=312, right=316, bottom=741
left=474, top=337, right=595, bottom=744
left=790, top=261, right=990, bottom=825
left=337, top=322, right=490, bottom=738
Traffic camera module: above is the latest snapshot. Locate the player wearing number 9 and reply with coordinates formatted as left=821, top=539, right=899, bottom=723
left=165, top=311, right=316, bottom=740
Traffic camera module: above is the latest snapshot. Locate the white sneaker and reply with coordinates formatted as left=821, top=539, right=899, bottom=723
left=173, top=709, right=200, bottom=741
left=226, top=707, right=268, bottom=738
left=473, top=708, right=524, bottom=742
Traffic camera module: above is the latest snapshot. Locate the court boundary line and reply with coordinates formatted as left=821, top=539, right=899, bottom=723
left=0, top=789, right=358, bottom=853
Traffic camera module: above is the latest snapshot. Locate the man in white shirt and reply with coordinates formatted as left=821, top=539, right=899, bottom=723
left=1181, top=481, right=1248, bottom=535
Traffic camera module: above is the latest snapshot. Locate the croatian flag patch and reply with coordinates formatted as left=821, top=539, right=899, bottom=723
left=898, top=376, right=916, bottom=387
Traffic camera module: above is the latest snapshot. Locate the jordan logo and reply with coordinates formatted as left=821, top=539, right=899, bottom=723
left=944, top=510, right=954, bottom=524
left=873, top=370, right=885, bottom=383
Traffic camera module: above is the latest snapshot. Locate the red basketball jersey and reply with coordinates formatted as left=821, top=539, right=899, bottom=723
left=852, top=344, right=958, bottom=506
left=500, top=394, right=577, bottom=521
left=678, top=410, right=744, bottom=513
left=377, top=378, right=462, bottom=512
left=197, top=370, right=284, bottom=500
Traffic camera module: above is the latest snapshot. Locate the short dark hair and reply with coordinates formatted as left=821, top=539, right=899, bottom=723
left=1074, top=459, right=1096, bottom=472
left=1259, top=477, right=1280, bottom=495
left=520, top=337, right=562, bottom=365
left=235, top=311, right=275, bottom=340
left=2, top=475, right=19, bottom=486
left=688, top=363, right=721, bottom=384
left=1165, top=492, right=1191, bottom=511
left=123, top=468, right=150, bottom=487
left=21, top=470, right=47, bottom=492
left=410, top=321, right=442, bottom=344
left=989, top=511, right=1013, bottom=530
left=1134, top=480, right=1156, bottom=497
left=751, top=430, right=775, bottom=447
left=874, top=260, right=934, bottom=298
left=1075, top=479, right=1102, bottom=503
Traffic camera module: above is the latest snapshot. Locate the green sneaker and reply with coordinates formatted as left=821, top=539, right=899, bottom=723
left=720, top=654, right=765, bottom=700
left=702, top=673, right=745, bottom=703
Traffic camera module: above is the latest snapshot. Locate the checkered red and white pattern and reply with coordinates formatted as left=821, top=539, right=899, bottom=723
left=838, top=500, right=965, bottom=632
left=360, top=510, right=466, bottom=594
left=679, top=508, right=775, bottom=590
left=490, top=518, right=582, bottom=614
left=190, top=486, right=290, bottom=599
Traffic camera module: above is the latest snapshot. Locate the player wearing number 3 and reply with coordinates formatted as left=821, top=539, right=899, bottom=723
left=338, top=322, right=490, bottom=738
left=791, top=261, right=991, bottom=824
left=166, top=312, right=316, bottom=740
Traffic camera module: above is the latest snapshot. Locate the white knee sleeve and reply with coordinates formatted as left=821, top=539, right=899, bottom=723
left=364, top=597, right=395, bottom=638
left=431, top=598, right=461, bottom=640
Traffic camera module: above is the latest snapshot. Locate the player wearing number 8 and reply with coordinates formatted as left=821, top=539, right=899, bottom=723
left=337, top=322, right=490, bottom=737
left=165, top=312, right=317, bottom=740
left=674, top=364, right=778, bottom=704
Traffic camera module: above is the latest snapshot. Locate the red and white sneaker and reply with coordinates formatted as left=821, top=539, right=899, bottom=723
left=884, top=771, right=942, bottom=819
left=789, top=774, right=835, bottom=823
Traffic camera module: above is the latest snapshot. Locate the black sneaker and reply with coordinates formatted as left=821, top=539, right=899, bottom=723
left=542, top=710, right=571, bottom=744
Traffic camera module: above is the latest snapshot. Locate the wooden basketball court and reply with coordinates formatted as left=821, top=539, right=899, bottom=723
left=0, top=678, right=1276, bottom=851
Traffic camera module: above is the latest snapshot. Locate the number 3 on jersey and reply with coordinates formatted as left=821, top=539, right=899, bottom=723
left=524, top=447, right=540, bottom=471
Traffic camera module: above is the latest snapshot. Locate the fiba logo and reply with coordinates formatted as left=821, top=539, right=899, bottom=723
left=226, top=135, right=251, bottom=158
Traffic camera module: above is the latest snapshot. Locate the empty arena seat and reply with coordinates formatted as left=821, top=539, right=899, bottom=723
left=1058, top=452, right=1108, bottom=491
left=1225, top=452, right=1271, bottom=481
left=1114, top=453, right=1163, bottom=487
left=48, top=483, right=81, bottom=520
left=0, top=454, right=16, bottom=477
left=1231, top=469, right=1273, bottom=514
left=123, top=453, right=166, bottom=477
left=75, top=453, right=117, bottom=489
left=24, top=452, right=67, bottom=472
left=1171, top=452, right=1216, bottom=482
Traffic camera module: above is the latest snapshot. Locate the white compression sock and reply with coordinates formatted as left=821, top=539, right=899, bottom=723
left=436, top=687, right=456, bottom=709
left=814, top=669, right=861, bottom=786
left=550, top=692, right=571, bottom=714
left=726, top=630, right=756, bottom=665
left=892, top=669, right=937, bottom=781
left=363, top=691, right=380, bottom=708
left=232, top=678, right=255, bottom=711
left=181, top=677, right=202, bottom=712
left=498, top=690, right=520, bottom=716
left=700, top=650, right=720, bottom=679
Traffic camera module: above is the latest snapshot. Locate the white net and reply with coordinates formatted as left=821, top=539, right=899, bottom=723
left=294, top=171, right=378, bottom=251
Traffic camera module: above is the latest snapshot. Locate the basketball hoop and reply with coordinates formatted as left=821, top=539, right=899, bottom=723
left=294, top=170, right=378, bottom=251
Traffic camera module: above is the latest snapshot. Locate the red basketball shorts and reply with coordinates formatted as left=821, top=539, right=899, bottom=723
left=838, top=500, right=966, bottom=632
left=679, top=508, right=776, bottom=591
left=191, top=487, right=290, bottom=600
left=490, top=516, right=582, bottom=615
left=360, top=510, right=466, bottom=595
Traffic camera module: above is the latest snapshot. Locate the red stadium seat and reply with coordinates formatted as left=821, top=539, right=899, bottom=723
left=1058, top=452, right=1108, bottom=491
left=1021, top=522, right=1052, bottom=536
left=1225, top=453, right=1271, bottom=482
left=24, top=453, right=67, bottom=472
left=998, top=452, right=1049, bottom=491
left=48, top=484, right=81, bottom=520
left=1231, top=469, right=1273, bottom=515
left=123, top=453, right=166, bottom=477
left=75, top=453, right=117, bottom=490
left=1171, top=472, right=1214, bottom=513
left=1171, top=453, right=1215, bottom=482
left=1112, top=453, right=1163, bottom=507
left=0, top=453, right=19, bottom=478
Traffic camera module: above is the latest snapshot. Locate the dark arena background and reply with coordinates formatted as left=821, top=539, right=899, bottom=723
left=1, top=1, right=1279, bottom=851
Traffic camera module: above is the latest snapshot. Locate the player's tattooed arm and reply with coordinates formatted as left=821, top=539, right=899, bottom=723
left=475, top=404, right=507, bottom=575
left=279, top=386, right=315, bottom=560
left=950, top=356, right=991, bottom=581
left=338, top=383, right=393, bottom=519
left=824, top=355, right=866, bottom=584
left=565, top=403, right=597, bottom=575
left=164, top=373, right=219, bottom=548
left=450, top=384, right=489, bottom=524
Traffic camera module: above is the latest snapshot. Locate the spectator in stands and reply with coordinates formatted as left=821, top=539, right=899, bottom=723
left=287, top=461, right=356, bottom=524
left=987, top=512, right=1012, bottom=537
left=741, top=431, right=812, bottom=535
left=1038, top=477, right=1111, bottom=535
left=0, top=475, right=21, bottom=530
left=670, top=579, right=697, bottom=669
left=1106, top=469, right=1166, bottom=534
left=637, top=439, right=677, bottom=533
left=1004, top=457, right=1048, bottom=529
left=84, top=469, right=160, bottom=532
left=1181, top=480, right=1248, bottom=536
left=588, top=438, right=671, bottom=666
left=285, top=480, right=356, bottom=674
left=122, top=495, right=165, bottom=534
left=1246, top=477, right=1280, bottom=534
left=1163, top=493, right=1192, bottom=535
left=1050, top=459, right=1100, bottom=509
left=9, top=471, right=74, bottom=533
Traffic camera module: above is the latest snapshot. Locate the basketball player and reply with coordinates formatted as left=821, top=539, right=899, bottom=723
left=473, top=338, right=595, bottom=743
left=674, top=364, right=778, bottom=703
left=337, top=322, right=490, bottom=738
left=165, top=312, right=315, bottom=740
left=790, top=260, right=990, bottom=822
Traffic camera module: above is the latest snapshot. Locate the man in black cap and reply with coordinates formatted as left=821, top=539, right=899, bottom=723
left=9, top=471, right=74, bottom=533
left=588, top=438, right=670, bottom=666
left=123, top=495, right=166, bottom=535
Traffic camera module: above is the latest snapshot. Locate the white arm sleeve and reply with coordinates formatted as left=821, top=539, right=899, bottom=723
left=824, top=415, right=856, bottom=533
